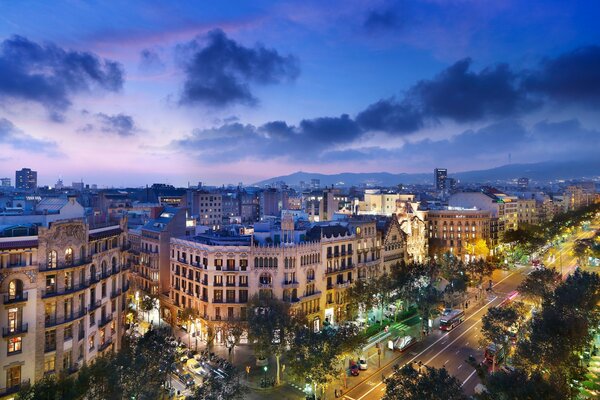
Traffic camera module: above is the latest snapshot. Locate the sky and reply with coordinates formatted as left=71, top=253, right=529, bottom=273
left=0, top=0, right=599, bottom=187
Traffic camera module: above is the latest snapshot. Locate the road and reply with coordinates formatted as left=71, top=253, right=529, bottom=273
left=341, top=267, right=525, bottom=400
left=342, top=216, right=600, bottom=400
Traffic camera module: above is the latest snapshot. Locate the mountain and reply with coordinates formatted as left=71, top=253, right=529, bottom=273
left=253, top=160, right=600, bottom=187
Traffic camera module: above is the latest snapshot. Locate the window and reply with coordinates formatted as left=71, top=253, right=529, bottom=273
left=64, top=324, right=73, bottom=340
left=65, top=248, right=73, bottom=266
left=8, top=279, right=23, bottom=300
left=46, top=275, right=56, bottom=294
left=214, top=259, right=223, bottom=270
left=45, top=330, right=56, bottom=352
left=89, top=333, right=95, bottom=350
left=226, top=290, right=235, bottom=303
left=214, top=290, right=223, bottom=302
left=6, top=366, right=21, bottom=389
left=44, top=355, right=56, bottom=374
left=90, top=312, right=96, bottom=327
left=63, top=351, right=72, bottom=370
left=240, top=259, right=248, bottom=271
left=47, top=250, right=57, bottom=269
left=8, top=336, right=22, bottom=354
left=239, top=276, right=248, bottom=286
left=239, top=290, right=248, bottom=303
left=65, top=271, right=73, bottom=290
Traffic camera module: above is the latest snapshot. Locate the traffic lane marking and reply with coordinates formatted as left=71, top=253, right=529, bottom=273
left=461, top=370, right=477, bottom=387
left=355, top=296, right=498, bottom=400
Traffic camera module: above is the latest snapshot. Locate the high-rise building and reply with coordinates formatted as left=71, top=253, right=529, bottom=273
left=434, top=168, right=447, bottom=191
left=1, top=177, right=11, bottom=187
left=15, top=168, right=37, bottom=190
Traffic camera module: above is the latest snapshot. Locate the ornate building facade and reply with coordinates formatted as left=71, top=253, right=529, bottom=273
left=0, top=218, right=130, bottom=396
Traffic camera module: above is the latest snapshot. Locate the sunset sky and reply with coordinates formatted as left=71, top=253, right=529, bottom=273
left=0, top=0, right=599, bottom=186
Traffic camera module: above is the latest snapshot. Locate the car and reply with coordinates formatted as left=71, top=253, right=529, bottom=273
left=358, top=357, right=368, bottom=370
left=349, top=361, right=359, bottom=376
left=180, top=372, right=195, bottom=388
left=394, top=335, right=416, bottom=352
left=186, top=359, right=205, bottom=376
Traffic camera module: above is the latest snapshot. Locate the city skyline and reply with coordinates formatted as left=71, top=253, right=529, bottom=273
left=1, top=1, right=600, bottom=186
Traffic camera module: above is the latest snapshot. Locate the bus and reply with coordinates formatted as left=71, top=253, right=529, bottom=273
left=439, top=309, right=465, bottom=331
left=484, top=343, right=506, bottom=365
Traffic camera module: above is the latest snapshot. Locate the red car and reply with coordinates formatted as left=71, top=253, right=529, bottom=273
left=349, top=361, right=359, bottom=376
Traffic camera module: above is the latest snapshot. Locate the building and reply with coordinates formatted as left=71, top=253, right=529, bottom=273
left=516, top=198, right=538, bottom=226
left=517, top=177, right=529, bottom=190
left=564, top=185, right=594, bottom=211
left=1, top=178, right=11, bottom=188
left=129, top=207, right=186, bottom=299
left=319, top=188, right=339, bottom=222
left=188, top=191, right=222, bottom=227
left=427, top=209, right=491, bottom=261
left=0, top=217, right=130, bottom=395
left=358, top=191, right=415, bottom=216
left=434, top=168, right=447, bottom=191
left=260, top=188, right=288, bottom=218
left=15, top=169, right=37, bottom=191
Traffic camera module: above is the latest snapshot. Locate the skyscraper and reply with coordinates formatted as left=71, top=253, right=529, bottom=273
left=15, top=168, right=37, bottom=190
left=434, top=168, right=448, bottom=191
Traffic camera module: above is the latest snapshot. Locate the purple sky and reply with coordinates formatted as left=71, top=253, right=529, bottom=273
left=0, top=1, right=599, bottom=186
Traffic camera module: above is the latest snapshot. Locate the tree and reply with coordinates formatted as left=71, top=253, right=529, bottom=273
left=479, top=368, right=563, bottom=400
left=480, top=303, right=525, bottom=372
left=347, top=277, right=377, bottom=323
left=189, top=362, right=246, bottom=400
left=180, top=307, right=199, bottom=348
left=465, top=259, right=496, bottom=300
left=515, top=270, right=600, bottom=398
left=516, top=267, right=560, bottom=307
left=140, top=295, right=155, bottom=323
left=247, top=295, right=298, bottom=385
left=288, top=323, right=366, bottom=398
left=223, top=320, right=245, bottom=362
left=464, top=238, right=490, bottom=261
left=383, top=364, right=467, bottom=400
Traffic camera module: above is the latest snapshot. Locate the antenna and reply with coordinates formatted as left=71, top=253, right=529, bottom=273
left=508, top=153, right=512, bottom=164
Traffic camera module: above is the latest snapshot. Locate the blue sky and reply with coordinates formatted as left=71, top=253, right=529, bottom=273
left=0, top=0, right=599, bottom=186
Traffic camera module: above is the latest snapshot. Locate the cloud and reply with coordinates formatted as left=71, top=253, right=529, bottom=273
left=523, top=46, right=600, bottom=106
left=78, top=113, right=137, bottom=137
left=0, top=35, right=124, bottom=119
left=176, top=29, right=300, bottom=107
left=364, top=8, right=402, bottom=32
left=139, top=48, right=166, bottom=72
left=0, top=118, right=59, bottom=154
left=355, top=98, right=423, bottom=134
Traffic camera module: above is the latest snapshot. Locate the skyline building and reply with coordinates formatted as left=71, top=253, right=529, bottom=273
left=15, top=168, right=37, bottom=191
left=434, top=168, right=448, bottom=192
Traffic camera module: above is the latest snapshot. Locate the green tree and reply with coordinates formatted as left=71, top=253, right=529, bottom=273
left=516, top=267, right=560, bottom=307
left=223, top=320, right=245, bottom=362
left=383, top=364, right=467, bottom=400
left=479, top=368, right=562, bottom=400
left=140, top=295, right=155, bottom=323
left=515, top=270, right=600, bottom=398
left=247, top=295, right=298, bottom=385
left=189, top=362, right=246, bottom=400
left=480, top=303, right=525, bottom=372
left=288, top=323, right=365, bottom=398
left=180, top=306, right=199, bottom=348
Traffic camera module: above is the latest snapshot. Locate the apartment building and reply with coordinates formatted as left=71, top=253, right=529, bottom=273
left=0, top=218, right=130, bottom=396
left=427, top=209, right=492, bottom=261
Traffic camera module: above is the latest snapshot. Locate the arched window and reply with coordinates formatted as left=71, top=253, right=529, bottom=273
left=8, top=279, right=23, bottom=299
left=90, top=264, right=97, bottom=280
left=274, top=258, right=278, bottom=268
left=47, top=250, right=57, bottom=269
left=112, top=257, right=117, bottom=272
left=101, top=261, right=107, bottom=275
left=80, top=246, right=86, bottom=261
left=259, top=273, right=272, bottom=285
left=65, top=248, right=73, bottom=266
left=307, top=268, right=315, bottom=281
left=254, top=257, right=258, bottom=268
left=259, top=258, right=264, bottom=268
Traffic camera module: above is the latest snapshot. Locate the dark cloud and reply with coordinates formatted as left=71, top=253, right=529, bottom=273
left=0, top=35, right=124, bottom=119
left=0, top=118, right=58, bottom=154
left=299, top=114, right=362, bottom=144
left=259, top=120, right=295, bottom=138
left=139, top=48, right=165, bottom=72
left=177, top=29, right=300, bottom=107
left=355, top=98, right=422, bottom=134
left=407, top=58, right=537, bottom=122
left=523, top=46, right=600, bottom=106
left=78, top=113, right=137, bottom=137
left=364, top=8, right=402, bottom=32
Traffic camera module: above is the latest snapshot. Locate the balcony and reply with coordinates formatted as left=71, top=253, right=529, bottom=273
left=42, top=282, right=89, bottom=298
left=3, top=292, right=28, bottom=304
left=225, top=281, right=236, bottom=287
left=45, top=308, right=86, bottom=327
left=302, top=291, right=322, bottom=301
left=99, top=315, right=113, bottom=328
left=2, top=323, right=28, bottom=337
left=335, top=280, right=352, bottom=289
left=283, top=297, right=300, bottom=304
left=213, top=281, right=223, bottom=287
left=45, top=343, right=57, bottom=353
left=89, top=300, right=101, bottom=312
left=110, top=289, right=122, bottom=299
left=258, top=282, right=273, bottom=288
left=98, top=338, right=113, bottom=352
left=282, top=281, right=300, bottom=289
left=0, top=379, right=30, bottom=396
left=6, top=261, right=28, bottom=269
left=40, top=257, right=91, bottom=272
left=122, top=281, right=130, bottom=292
left=178, top=257, right=187, bottom=264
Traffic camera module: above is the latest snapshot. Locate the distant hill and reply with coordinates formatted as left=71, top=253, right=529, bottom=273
left=253, top=160, right=600, bottom=187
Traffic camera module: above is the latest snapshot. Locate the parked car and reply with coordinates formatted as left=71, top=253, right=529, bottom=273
left=181, top=373, right=195, bottom=388
left=349, top=361, right=359, bottom=376
left=358, top=357, right=368, bottom=370
left=394, top=335, right=416, bottom=352
left=186, top=359, right=205, bottom=376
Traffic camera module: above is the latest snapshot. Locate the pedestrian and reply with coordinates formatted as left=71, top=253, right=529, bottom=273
left=334, top=389, right=338, bottom=398
left=382, top=373, right=385, bottom=382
